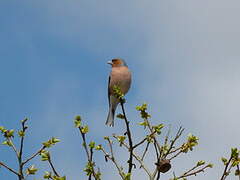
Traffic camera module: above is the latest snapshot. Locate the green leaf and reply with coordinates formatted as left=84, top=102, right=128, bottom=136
left=21, top=118, right=28, bottom=124
left=95, top=171, right=101, bottom=180
left=42, top=137, right=60, bottom=148
left=26, top=165, right=38, bottom=175
left=84, top=161, right=95, bottom=176
left=231, top=148, right=239, bottom=159
left=123, top=172, right=131, bottom=180
left=117, top=136, right=126, bottom=146
left=89, top=141, right=95, bottom=149
left=104, top=136, right=110, bottom=140
left=181, top=134, right=199, bottom=153
left=153, top=124, right=164, bottom=134
left=146, top=135, right=154, bottom=143
left=2, top=140, right=12, bottom=146
left=197, top=160, right=205, bottom=166
left=95, top=145, right=103, bottom=151
left=43, top=171, right=52, bottom=179
left=138, top=120, right=148, bottom=128
left=221, top=157, right=228, bottom=165
left=52, top=176, right=66, bottom=180
left=40, top=150, right=50, bottom=161
left=81, top=126, right=89, bottom=134
left=117, top=114, right=125, bottom=119
left=18, top=130, right=25, bottom=137
left=207, top=163, right=214, bottom=168
left=4, top=129, right=14, bottom=138
left=113, top=85, right=124, bottom=100
left=74, top=119, right=81, bottom=128
left=235, top=169, right=240, bottom=176
left=232, top=159, right=239, bottom=167
left=75, top=115, right=81, bottom=121
left=0, top=126, right=6, bottom=133
left=136, top=103, right=151, bottom=119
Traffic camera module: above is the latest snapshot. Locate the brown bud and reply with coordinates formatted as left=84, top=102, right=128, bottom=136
left=155, top=159, right=171, bottom=173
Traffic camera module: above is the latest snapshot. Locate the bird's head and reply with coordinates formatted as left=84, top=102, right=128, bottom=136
left=107, top=58, right=128, bottom=67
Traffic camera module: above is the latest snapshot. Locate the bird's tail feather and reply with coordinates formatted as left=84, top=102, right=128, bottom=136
left=106, top=108, right=116, bottom=126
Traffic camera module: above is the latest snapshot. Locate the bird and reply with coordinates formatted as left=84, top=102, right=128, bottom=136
left=106, top=58, right=132, bottom=126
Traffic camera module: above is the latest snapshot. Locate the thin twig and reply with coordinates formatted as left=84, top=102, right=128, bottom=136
left=169, top=147, right=182, bottom=154
left=120, top=100, right=134, bottom=174
left=153, top=142, right=159, bottom=159
left=23, top=146, right=46, bottom=165
left=141, top=142, right=150, bottom=161
left=146, top=120, right=161, bottom=154
left=78, top=127, right=90, bottom=160
left=48, top=156, right=60, bottom=177
left=7, top=138, right=19, bottom=158
left=161, top=125, right=171, bottom=157
left=18, top=120, right=27, bottom=178
left=163, top=127, right=184, bottom=158
left=220, top=155, right=233, bottom=180
left=169, top=150, right=182, bottom=161
left=133, top=130, right=157, bottom=149
left=237, top=165, right=240, bottom=180
left=156, top=170, right=161, bottom=180
left=101, top=146, right=125, bottom=179
left=176, top=164, right=210, bottom=179
left=0, top=161, right=20, bottom=176
left=77, top=126, right=98, bottom=179
left=116, top=138, right=153, bottom=179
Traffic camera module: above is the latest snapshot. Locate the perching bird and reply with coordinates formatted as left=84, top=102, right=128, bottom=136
left=106, top=59, right=132, bottom=126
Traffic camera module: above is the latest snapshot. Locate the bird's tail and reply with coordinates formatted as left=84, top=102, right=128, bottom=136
left=106, top=107, right=116, bottom=126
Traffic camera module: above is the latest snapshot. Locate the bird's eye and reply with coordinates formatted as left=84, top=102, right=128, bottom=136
left=112, top=59, right=121, bottom=65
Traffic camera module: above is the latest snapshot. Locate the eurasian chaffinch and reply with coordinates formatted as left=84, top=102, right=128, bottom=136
left=106, top=58, right=132, bottom=126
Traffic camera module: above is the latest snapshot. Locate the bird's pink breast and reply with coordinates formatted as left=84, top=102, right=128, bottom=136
left=109, top=66, right=131, bottom=95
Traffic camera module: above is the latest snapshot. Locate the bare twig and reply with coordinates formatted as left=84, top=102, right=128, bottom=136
left=176, top=164, right=210, bottom=179
left=146, top=120, right=161, bottom=154
left=163, top=127, right=184, bottom=159
left=169, top=150, right=182, bottom=161
left=77, top=126, right=98, bottom=179
left=23, top=146, right=46, bottom=165
left=156, top=170, right=161, bottom=180
left=133, top=130, right=157, bottom=149
left=48, top=156, right=60, bottom=177
left=18, top=119, right=28, bottom=179
left=237, top=165, right=240, bottom=180
left=101, top=143, right=125, bottom=179
left=78, top=127, right=90, bottom=160
left=220, top=155, right=233, bottom=180
left=115, top=137, right=153, bottom=179
left=7, top=138, right=19, bottom=158
left=141, top=142, right=150, bottom=161
left=120, top=99, right=134, bottom=174
left=0, top=161, right=20, bottom=176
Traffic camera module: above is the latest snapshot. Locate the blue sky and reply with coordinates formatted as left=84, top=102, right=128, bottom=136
left=1, top=0, right=240, bottom=179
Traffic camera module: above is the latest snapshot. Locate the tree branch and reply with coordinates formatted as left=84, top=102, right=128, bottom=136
left=0, top=161, right=20, bottom=177
left=48, top=156, right=60, bottom=177
left=120, top=99, right=134, bottom=174
left=22, top=146, right=46, bottom=165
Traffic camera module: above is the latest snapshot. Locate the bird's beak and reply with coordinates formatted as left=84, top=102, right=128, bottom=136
left=107, top=61, right=113, bottom=65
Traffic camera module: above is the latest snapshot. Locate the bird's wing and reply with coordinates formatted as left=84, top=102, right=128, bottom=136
left=108, top=75, right=111, bottom=107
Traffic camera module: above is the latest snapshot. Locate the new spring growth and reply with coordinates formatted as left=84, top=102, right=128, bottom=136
left=43, top=172, right=66, bottom=180
left=113, top=85, right=124, bottom=100
left=136, top=103, right=151, bottom=119
left=42, top=137, right=60, bottom=148
left=74, top=115, right=89, bottom=134
left=26, top=165, right=38, bottom=175
left=74, top=115, right=82, bottom=128
left=181, top=133, right=199, bottom=153
left=40, top=150, right=50, bottom=161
